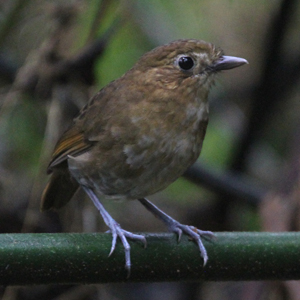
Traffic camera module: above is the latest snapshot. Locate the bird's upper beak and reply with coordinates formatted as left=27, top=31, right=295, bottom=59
left=213, top=55, right=248, bottom=71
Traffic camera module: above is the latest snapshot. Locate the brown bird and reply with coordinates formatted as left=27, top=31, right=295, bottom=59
left=41, top=39, right=247, bottom=275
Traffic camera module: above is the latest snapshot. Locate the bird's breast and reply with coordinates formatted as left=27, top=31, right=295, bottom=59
left=68, top=93, right=209, bottom=200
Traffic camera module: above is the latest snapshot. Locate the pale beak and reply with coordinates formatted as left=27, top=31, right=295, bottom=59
left=213, top=55, right=248, bottom=71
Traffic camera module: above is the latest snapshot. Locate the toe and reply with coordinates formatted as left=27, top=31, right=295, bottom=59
left=108, top=231, right=118, bottom=257
left=197, top=229, right=216, bottom=240
left=168, top=222, right=183, bottom=242
left=169, top=223, right=212, bottom=265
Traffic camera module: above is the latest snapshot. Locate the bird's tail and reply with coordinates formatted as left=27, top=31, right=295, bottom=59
left=41, top=169, right=79, bottom=211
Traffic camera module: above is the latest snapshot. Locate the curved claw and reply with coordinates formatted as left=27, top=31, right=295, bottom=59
left=108, top=229, right=118, bottom=257
left=172, top=226, right=182, bottom=242
left=193, top=233, right=208, bottom=265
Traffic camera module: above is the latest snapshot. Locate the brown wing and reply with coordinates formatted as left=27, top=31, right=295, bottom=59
left=42, top=125, right=93, bottom=210
left=47, top=125, right=93, bottom=172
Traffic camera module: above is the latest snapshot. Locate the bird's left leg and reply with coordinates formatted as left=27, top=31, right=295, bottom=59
left=138, top=197, right=214, bottom=265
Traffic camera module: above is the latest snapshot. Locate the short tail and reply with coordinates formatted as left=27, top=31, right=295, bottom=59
left=41, top=169, right=79, bottom=211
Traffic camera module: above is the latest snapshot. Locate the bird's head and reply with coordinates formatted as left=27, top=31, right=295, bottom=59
left=133, top=39, right=248, bottom=91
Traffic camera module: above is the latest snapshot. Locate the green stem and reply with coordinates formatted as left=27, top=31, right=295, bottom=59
left=0, top=232, right=299, bottom=285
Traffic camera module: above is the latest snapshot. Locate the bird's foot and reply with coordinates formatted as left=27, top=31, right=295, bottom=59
left=106, top=221, right=147, bottom=278
left=138, top=197, right=214, bottom=265
left=168, top=221, right=215, bottom=265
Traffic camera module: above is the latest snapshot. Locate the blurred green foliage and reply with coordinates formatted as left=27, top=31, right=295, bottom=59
left=2, top=99, right=46, bottom=173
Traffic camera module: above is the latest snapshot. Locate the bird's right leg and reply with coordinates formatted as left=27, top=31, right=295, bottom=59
left=83, top=187, right=147, bottom=277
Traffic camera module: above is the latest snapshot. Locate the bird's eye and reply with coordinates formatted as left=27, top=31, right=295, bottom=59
left=178, top=56, right=194, bottom=71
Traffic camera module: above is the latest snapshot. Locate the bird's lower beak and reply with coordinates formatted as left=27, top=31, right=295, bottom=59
left=213, top=55, right=248, bottom=71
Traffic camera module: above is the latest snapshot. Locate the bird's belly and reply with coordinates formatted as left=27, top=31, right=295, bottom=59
left=67, top=133, right=204, bottom=200
left=128, top=146, right=201, bottom=198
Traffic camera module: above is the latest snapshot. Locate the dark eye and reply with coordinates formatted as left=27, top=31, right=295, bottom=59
left=178, top=56, right=194, bottom=71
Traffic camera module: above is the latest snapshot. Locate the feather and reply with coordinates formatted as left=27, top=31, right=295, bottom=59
left=48, top=126, right=92, bottom=172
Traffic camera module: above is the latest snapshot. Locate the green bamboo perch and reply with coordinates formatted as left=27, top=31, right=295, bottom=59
left=0, top=232, right=299, bottom=285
